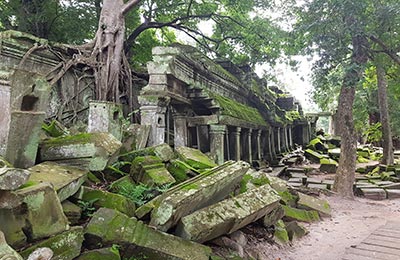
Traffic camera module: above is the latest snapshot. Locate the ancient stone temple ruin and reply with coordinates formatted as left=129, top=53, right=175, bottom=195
left=139, top=44, right=312, bottom=165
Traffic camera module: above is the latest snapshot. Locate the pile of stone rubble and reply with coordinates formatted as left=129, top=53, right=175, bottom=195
left=0, top=123, right=332, bottom=260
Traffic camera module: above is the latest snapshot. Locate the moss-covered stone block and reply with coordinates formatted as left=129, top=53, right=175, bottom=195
left=28, top=162, right=88, bottom=201
left=176, top=183, right=281, bottom=243
left=108, top=176, right=136, bottom=193
left=0, top=182, right=69, bottom=248
left=297, top=192, right=331, bottom=217
left=119, top=143, right=176, bottom=162
left=175, top=146, right=217, bottom=170
left=75, top=247, right=121, bottom=260
left=282, top=205, right=320, bottom=223
left=0, top=167, right=30, bottom=191
left=274, top=220, right=289, bottom=244
left=305, top=149, right=328, bottom=163
left=167, top=159, right=199, bottom=183
left=130, top=156, right=175, bottom=187
left=319, top=158, right=338, bottom=173
left=149, top=161, right=249, bottom=231
left=307, top=138, right=328, bottom=152
left=286, top=221, right=308, bottom=241
left=74, top=186, right=136, bottom=217
left=20, top=226, right=84, bottom=260
left=39, top=132, right=122, bottom=171
left=85, top=208, right=212, bottom=260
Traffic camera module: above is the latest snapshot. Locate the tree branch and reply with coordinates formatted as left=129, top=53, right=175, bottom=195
left=370, top=35, right=400, bottom=66
left=122, top=0, right=141, bottom=15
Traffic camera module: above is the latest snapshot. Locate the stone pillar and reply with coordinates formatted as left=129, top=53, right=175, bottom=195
left=288, top=126, right=293, bottom=149
left=173, top=115, right=188, bottom=148
left=283, top=126, right=289, bottom=152
left=268, top=129, right=274, bottom=162
left=277, top=128, right=281, bottom=153
left=88, top=101, right=123, bottom=141
left=234, top=127, right=241, bottom=161
left=140, top=105, right=167, bottom=146
left=270, top=127, right=276, bottom=160
left=256, top=129, right=262, bottom=161
left=248, top=129, right=253, bottom=163
left=209, top=125, right=226, bottom=165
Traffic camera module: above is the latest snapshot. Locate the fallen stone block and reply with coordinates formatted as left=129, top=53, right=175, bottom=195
left=175, top=146, right=217, bottom=170
left=75, top=247, right=121, bottom=260
left=0, top=182, right=69, bottom=248
left=0, top=166, right=30, bottom=190
left=307, top=183, right=328, bottom=190
left=286, top=221, right=308, bottom=241
left=211, top=236, right=244, bottom=258
left=304, top=149, right=328, bottom=163
left=167, top=159, right=199, bottom=183
left=175, top=183, right=281, bottom=243
left=361, top=188, right=387, bottom=200
left=381, top=183, right=400, bottom=190
left=274, top=220, right=289, bottom=244
left=20, top=226, right=83, bottom=260
left=74, top=186, right=136, bottom=217
left=0, top=231, right=23, bottom=260
left=39, top=132, right=122, bottom=171
left=62, top=200, right=82, bottom=225
left=130, top=156, right=176, bottom=187
left=149, top=161, right=250, bottom=231
left=108, top=176, right=136, bottom=193
left=319, top=158, right=338, bottom=173
left=282, top=205, right=320, bottom=223
left=120, top=143, right=176, bottom=163
left=263, top=204, right=285, bottom=227
left=297, top=192, right=331, bottom=217
left=28, top=162, right=87, bottom=201
left=85, top=208, right=212, bottom=260
left=386, top=189, right=400, bottom=199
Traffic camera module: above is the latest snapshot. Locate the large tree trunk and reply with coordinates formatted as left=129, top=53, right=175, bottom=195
left=92, top=0, right=126, bottom=101
left=333, top=33, right=369, bottom=198
left=376, top=63, right=394, bottom=165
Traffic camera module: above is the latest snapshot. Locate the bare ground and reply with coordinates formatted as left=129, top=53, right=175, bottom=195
left=245, top=195, right=400, bottom=260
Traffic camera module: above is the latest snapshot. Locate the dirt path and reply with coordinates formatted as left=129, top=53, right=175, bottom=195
left=245, top=195, right=400, bottom=260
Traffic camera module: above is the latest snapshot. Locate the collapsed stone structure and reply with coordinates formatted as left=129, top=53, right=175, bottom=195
left=139, top=44, right=312, bottom=165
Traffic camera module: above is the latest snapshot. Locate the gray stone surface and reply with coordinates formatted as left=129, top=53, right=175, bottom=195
left=149, top=161, right=250, bottom=231
left=28, top=162, right=87, bottom=201
left=297, top=192, right=331, bottom=217
left=0, top=167, right=30, bottom=190
left=86, top=208, right=212, bottom=260
left=20, top=226, right=83, bottom=260
left=0, top=231, right=23, bottom=260
left=0, top=183, right=69, bottom=248
left=88, top=101, right=123, bottom=141
left=39, top=132, right=122, bottom=171
left=176, top=183, right=280, bottom=243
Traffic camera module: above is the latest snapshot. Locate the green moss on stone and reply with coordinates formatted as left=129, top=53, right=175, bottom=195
left=274, top=220, right=289, bottom=243
left=282, top=205, right=320, bottom=223
left=209, top=92, right=267, bottom=126
left=42, top=133, right=92, bottom=146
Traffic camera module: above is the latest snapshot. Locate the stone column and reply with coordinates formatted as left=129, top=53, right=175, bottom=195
left=270, top=127, right=276, bottom=160
left=234, top=127, right=241, bottom=161
left=283, top=126, right=289, bottom=152
left=288, top=126, right=293, bottom=149
left=257, top=129, right=262, bottom=161
left=140, top=105, right=167, bottom=146
left=209, top=125, right=226, bottom=165
left=277, top=127, right=281, bottom=153
left=173, top=115, right=188, bottom=148
left=248, top=129, right=253, bottom=163
left=268, top=128, right=274, bottom=162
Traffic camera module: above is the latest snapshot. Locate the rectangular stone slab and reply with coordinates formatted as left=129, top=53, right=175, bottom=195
left=175, top=184, right=281, bottom=243
left=297, top=192, right=331, bottom=217
left=39, top=132, right=122, bottom=171
left=149, top=161, right=250, bottom=231
left=85, top=208, right=211, bottom=260
left=28, top=161, right=88, bottom=201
